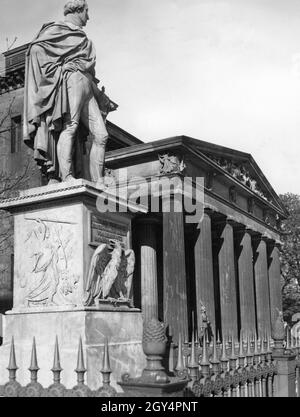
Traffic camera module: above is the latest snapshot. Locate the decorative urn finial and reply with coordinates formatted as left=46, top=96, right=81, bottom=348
left=141, top=318, right=169, bottom=383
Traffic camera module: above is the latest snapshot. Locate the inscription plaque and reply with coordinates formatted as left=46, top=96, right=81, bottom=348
left=89, top=213, right=129, bottom=248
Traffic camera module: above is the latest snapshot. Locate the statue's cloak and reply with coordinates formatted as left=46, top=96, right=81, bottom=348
left=23, top=21, right=97, bottom=176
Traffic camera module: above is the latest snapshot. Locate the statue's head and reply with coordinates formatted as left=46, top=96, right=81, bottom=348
left=64, top=0, right=89, bottom=27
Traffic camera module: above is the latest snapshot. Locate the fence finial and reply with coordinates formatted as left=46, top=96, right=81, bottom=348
left=101, top=338, right=112, bottom=387
left=217, top=330, right=221, bottom=346
left=175, top=333, right=185, bottom=374
left=51, top=336, right=62, bottom=384
left=29, top=337, right=39, bottom=383
left=7, top=336, right=18, bottom=381
left=200, top=331, right=209, bottom=364
left=239, top=331, right=244, bottom=357
left=75, top=336, right=86, bottom=385
left=230, top=334, right=236, bottom=359
left=254, top=332, right=259, bottom=355
left=188, top=330, right=198, bottom=368
left=211, top=333, right=219, bottom=365
left=221, top=337, right=227, bottom=362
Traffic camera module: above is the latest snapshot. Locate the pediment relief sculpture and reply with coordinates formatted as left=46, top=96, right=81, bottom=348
left=158, top=153, right=186, bottom=176
left=205, top=153, right=274, bottom=204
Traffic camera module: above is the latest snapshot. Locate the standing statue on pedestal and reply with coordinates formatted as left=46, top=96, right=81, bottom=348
left=23, top=0, right=117, bottom=185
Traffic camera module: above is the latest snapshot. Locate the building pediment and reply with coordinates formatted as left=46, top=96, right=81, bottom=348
left=105, top=135, right=287, bottom=232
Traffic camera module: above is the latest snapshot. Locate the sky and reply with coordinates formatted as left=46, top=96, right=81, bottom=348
left=1, top=0, right=300, bottom=195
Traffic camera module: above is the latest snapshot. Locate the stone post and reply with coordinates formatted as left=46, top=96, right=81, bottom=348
left=253, top=234, right=272, bottom=336
left=217, top=218, right=238, bottom=339
left=272, top=311, right=297, bottom=397
left=194, top=208, right=215, bottom=334
left=272, top=352, right=297, bottom=397
left=162, top=193, right=188, bottom=343
left=137, top=218, right=159, bottom=322
left=235, top=227, right=256, bottom=336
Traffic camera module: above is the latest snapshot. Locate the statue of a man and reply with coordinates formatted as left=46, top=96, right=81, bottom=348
left=23, top=0, right=117, bottom=184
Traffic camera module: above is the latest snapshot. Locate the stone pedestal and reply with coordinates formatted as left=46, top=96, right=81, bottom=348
left=0, top=179, right=147, bottom=391
left=0, top=309, right=145, bottom=390
left=272, top=351, right=297, bottom=397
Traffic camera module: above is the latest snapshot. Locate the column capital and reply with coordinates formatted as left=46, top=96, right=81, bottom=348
left=252, top=232, right=271, bottom=244
left=213, top=214, right=236, bottom=228
left=267, top=239, right=283, bottom=249
left=204, top=206, right=217, bottom=216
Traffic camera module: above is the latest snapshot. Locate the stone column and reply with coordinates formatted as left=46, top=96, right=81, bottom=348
left=235, top=228, right=256, bottom=336
left=162, top=195, right=188, bottom=342
left=137, top=218, right=159, bottom=323
left=217, top=218, right=238, bottom=339
left=268, top=241, right=283, bottom=332
left=194, top=208, right=215, bottom=334
left=253, top=235, right=272, bottom=336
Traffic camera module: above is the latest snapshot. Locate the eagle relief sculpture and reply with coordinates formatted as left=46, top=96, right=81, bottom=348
left=84, top=240, right=135, bottom=308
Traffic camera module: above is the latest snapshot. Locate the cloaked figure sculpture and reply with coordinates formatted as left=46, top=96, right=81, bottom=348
left=23, top=0, right=117, bottom=185
left=85, top=240, right=135, bottom=308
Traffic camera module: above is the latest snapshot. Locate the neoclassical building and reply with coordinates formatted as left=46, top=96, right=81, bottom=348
left=0, top=44, right=286, bottom=349
left=105, top=136, right=287, bottom=343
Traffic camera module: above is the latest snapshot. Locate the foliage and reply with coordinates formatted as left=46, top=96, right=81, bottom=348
left=279, top=193, right=300, bottom=324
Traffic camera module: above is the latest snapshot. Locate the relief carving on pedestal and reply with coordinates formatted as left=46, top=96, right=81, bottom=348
left=84, top=240, right=135, bottom=308
left=22, top=218, right=79, bottom=307
left=158, top=153, right=186, bottom=175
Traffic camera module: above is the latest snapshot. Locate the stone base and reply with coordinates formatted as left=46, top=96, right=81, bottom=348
left=119, top=377, right=188, bottom=397
left=0, top=309, right=146, bottom=392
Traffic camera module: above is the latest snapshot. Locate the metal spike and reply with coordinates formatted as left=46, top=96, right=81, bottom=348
left=211, top=333, right=219, bottom=364
left=101, top=338, right=112, bottom=387
left=7, top=336, right=18, bottom=381
left=188, top=331, right=198, bottom=368
left=230, top=334, right=236, bottom=359
left=195, top=328, right=199, bottom=348
left=75, top=337, right=86, bottom=385
left=217, top=330, right=221, bottom=346
left=51, top=336, right=62, bottom=384
left=29, top=337, right=39, bottom=383
left=267, top=335, right=271, bottom=354
left=239, top=332, right=244, bottom=357
left=200, top=331, right=209, bottom=365
left=175, top=333, right=185, bottom=372
left=254, top=333, right=259, bottom=355
left=221, top=337, right=227, bottom=362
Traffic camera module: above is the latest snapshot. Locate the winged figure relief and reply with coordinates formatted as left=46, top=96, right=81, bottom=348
left=84, top=240, right=136, bottom=307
